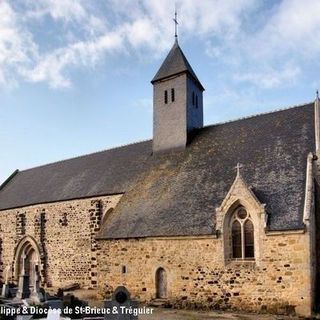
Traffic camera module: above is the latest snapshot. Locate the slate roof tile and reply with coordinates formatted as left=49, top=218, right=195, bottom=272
left=0, top=103, right=315, bottom=238
left=151, top=41, right=204, bottom=90
left=98, top=103, right=315, bottom=238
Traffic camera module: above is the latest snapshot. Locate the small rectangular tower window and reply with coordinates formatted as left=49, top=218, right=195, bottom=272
left=192, top=92, right=195, bottom=106
left=171, top=88, right=175, bottom=102
left=164, top=90, right=168, bottom=104
left=122, top=265, right=127, bottom=274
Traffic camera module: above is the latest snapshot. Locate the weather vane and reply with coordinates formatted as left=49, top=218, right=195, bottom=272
left=173, top=7, right=179, bottom=40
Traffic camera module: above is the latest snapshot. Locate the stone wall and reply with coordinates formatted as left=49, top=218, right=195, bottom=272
left=186, top=75, right=203, bottom=131
left=153, top=73, right=188, bottom=152
left=97, top=231, right=312, bottom=317
left=0, top=195, right=121, bottom=288
left=153, top=73, right=204, bottom=153
left=0, top=192, right=314, bottom=317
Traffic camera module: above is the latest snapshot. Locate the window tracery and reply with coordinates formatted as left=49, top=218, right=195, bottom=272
left=230, top=207, right=254, bottom=259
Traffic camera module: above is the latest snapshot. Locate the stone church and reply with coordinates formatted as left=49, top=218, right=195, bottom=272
left=0, top=38, right=319, bottom=317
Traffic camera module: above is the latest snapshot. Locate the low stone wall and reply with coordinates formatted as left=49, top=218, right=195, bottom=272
left=97, top=231, right=311, bottom=316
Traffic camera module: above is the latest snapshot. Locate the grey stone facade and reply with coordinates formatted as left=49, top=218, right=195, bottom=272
left=152, top=41, right=204, bottom=153
left=152, top=73, right=204, bottom=153
left=187, top=75, right=203, bottom=132
left=153, top=74, right=188, bottom=153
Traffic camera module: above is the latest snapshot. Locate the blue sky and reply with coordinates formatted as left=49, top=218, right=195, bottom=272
left=1, top=0, right=320, bottom=184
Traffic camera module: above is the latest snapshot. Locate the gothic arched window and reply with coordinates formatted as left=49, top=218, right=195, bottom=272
left=231, top=207, right=254, bottom=259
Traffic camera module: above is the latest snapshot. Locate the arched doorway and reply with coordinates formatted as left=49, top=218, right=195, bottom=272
left=14, top=236, right=41, bottom=290
left=155, top=267, right=167, bottom=299
left=23, top=245, right=38, bottom=290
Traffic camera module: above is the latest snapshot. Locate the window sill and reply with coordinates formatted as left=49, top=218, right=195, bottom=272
left=225, top=259, right=256, bottom=268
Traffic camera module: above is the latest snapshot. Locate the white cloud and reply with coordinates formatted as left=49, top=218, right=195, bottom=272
left=0, top=0, right=36, bottom=87
left=22, top=0, right=87, bottom=22
left=234, top=0, right=320, bottom=67
left=0, top=0, right=258, bottom=89
left=202, top=0, right=320, bottom=89
left=22, top=32, right=124, bottom=88
left=0, top=0, right=123, bottom=88
left=234, top=63, right=301, bottom=89
left=1, top=0, right=320, bottom=89
left=262, top=0, right=320, bottom=57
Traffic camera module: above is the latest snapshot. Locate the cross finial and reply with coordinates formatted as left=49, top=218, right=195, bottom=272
left=173, top=6, right=178, bottom=41
left=317, top=90, right=319, bottom=100
left=235, top=163, right=243, bottom=177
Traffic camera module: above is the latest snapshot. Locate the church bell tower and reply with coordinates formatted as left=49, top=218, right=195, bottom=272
left=151, top=36, right=204, bottom=153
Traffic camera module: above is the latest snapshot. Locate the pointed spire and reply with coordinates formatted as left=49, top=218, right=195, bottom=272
left=151, top=8, right=204, bottom=90
left=316, top=90, right=319, bottom=100
left=151, top=41, right=204, bottom=90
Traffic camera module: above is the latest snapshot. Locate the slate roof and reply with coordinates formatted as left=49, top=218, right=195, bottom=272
left=0, top=103, right=315, bottom=238
left=97, top=103, right=315, bottom=238
left=151, top=40, right=204, bottom=90
left=0, top=141, right=152, bottom=210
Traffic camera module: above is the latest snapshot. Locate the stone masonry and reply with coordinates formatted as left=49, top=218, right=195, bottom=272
left=97, top=232, right=311, bottom=316
left=96, top=171, right=313, bottom=317
left=0, top=195, right=121, bottom=288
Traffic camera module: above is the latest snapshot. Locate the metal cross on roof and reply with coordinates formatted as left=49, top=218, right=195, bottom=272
left=173, top=8, right=178, bottom=40
left=235, top=163, right=243, bottom=176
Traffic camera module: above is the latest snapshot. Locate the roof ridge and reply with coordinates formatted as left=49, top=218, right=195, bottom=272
left=14, top=100, right=314, bottom=174
left=20, top=139, right=151, bottom=173
left=203, top=100, right=313, bottom=129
